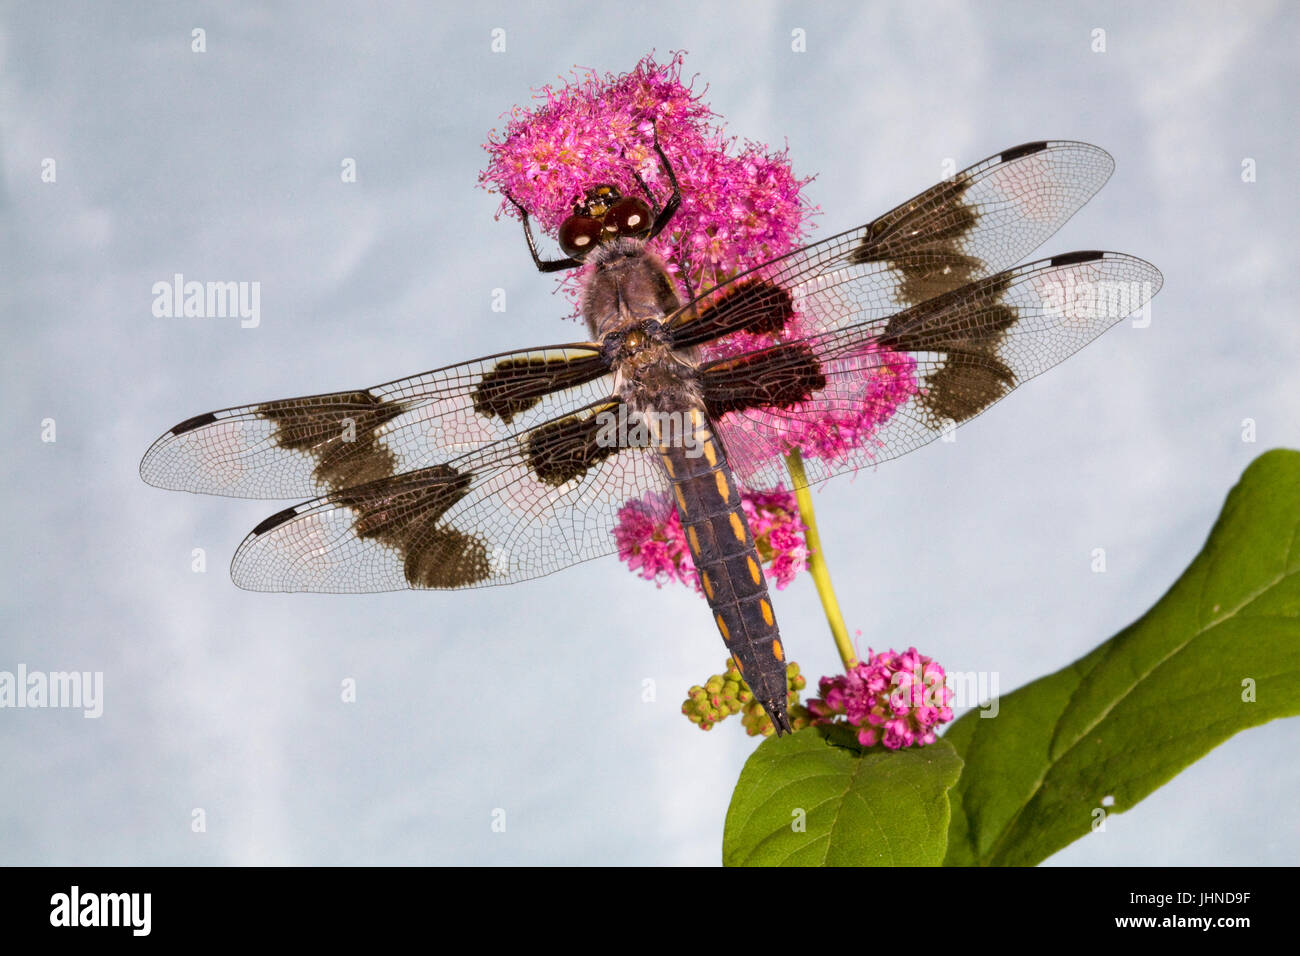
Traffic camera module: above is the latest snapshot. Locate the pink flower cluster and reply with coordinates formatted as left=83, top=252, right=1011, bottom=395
left=614, top=487, right=809, bottom=594
left=807, top=648, right=954, bottom=749
left=713, top=345, right=920, bottom=466
left=478, top=52, right=815, bottom=310
left=788, top=349, right=918, bottom=462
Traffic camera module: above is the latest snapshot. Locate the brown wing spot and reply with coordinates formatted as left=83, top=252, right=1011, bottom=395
left=878, top=273, right=1018, bottom=425
left=714, top=470, right=730, bottom=503
left=333, top=464, right=490, bottom=588
left=761, top=599, right=775, bottom=628
left=701, top=571, right=714, bottom=600
left=729, top=512, right=746, bottom=543
left=772, top=636, right=783, bottom=661
left=405, top=528, right=491, bottom=588
left=716, top=613, right=730, bottom=642
left=258, top=390, right=406, bottom=493
left=471, top=353, right=606, bottom=424
left=701, top=343, right=827, bottom=419
left=847, top=174, right=983, bottom=306
left=747, top=556, right=762, bottom=586
left=922, top=352, right=1015, bottom=424
left=526, top=405, right=621, bottom=487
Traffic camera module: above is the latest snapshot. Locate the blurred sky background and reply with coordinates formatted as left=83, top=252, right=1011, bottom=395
left=2, top=1, right=1297, bottom=865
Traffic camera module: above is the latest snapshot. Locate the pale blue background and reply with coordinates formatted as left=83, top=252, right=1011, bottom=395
left=2, top=0, right=1297, bottom=865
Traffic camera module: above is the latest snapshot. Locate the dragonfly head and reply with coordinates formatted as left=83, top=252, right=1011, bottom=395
left=559, top=184, right=653, bottom=260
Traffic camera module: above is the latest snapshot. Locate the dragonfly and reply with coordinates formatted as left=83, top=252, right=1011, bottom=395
left=140, top=139, right=1162, bottom=734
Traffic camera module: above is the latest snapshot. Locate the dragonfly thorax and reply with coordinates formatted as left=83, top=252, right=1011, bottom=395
left=581, top=238, right=683, bottom=340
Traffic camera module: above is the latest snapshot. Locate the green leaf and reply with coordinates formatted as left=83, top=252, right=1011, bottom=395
left=723, top=728, right=963, bottom=866
left=944, top=448, right=1300, bottom=866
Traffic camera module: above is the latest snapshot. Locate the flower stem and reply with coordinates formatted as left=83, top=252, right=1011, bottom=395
left=784, top=450, right=857, bottom=670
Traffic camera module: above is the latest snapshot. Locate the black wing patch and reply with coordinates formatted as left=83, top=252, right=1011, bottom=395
left=257, top=390, right=408, bottom=493
left=526, top=402, right=623, bottom=487
left=332, top=465, right=488, bottom=588
left=671, top=279, right=796, bottom=348
left=701, top=344, right=827, bottom=420
left=471, top=352, right=609, bottom=423
left=846, top=174, right=983, bottom=306
left=875, top=272, right=1018, bottom=424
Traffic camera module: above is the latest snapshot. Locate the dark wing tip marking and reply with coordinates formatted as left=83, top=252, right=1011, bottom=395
left=252, top=505, right=301, bottom=536
left=999, top=141, right=1050, bottom=163
left=170, top=412, right=219, bottom=436
left=1049, top=250, right=1106, bottom=266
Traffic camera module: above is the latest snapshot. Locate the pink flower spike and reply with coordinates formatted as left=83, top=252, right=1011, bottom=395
left=806, top=647, right=955, bottom=750
left=479, top=52, right=817, bottom=318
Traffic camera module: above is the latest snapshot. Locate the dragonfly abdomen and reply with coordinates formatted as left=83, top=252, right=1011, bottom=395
left=655, top=407, right=792, bottom=735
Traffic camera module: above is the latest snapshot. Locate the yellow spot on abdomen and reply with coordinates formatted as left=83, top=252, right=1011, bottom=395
left=687, top=526, right=701, bottom=556
left=732, top=655, right=744, bottom=674
left=761, top=599, right=774, bottom=627
left=772, top=637, right=784, bottom=661
left=747, top=556, right=761, bottom=586
left=662, top=456, right=675, bottom=478
left=701, top=571, right=714, bottom=600
left=702, top=441, right=717, bottom=467
left=729, top=512, right=746, bottom=543
left=690, top=408, right=704, bottom=429
left=716, top=613, right=730, bottom=642
left=714, top=470, right=730, bottom=503
left=674, top=485, right=687, bottom=512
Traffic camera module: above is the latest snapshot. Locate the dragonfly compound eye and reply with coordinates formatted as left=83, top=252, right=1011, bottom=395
left=605, top=198, right=652, bottom=239
left=558, top=216, right=605, bottom=258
